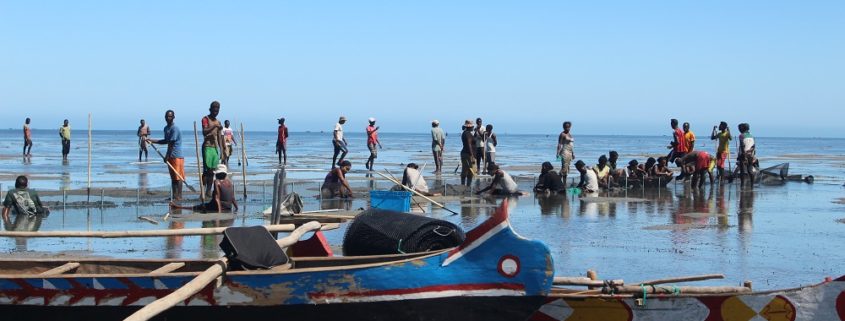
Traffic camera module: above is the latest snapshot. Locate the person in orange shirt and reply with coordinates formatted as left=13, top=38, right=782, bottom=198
left=683, top=122, right=696, bottom=152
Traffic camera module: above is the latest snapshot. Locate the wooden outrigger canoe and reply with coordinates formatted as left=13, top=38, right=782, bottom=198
left=531, top=275, right=845, bottom=321
left=0, top=200, right=554, bottom=321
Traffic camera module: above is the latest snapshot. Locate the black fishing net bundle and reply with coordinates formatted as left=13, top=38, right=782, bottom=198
left=343, top=208, right=466, bottom=256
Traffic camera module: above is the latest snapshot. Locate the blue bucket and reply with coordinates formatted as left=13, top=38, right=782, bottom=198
left=369, top=190, right=411, bottom=212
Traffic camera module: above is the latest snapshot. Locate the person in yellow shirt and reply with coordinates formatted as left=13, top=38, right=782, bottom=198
left=710, top=121, right=732, bottom=183
left=683, top=122, right=696, bottom=152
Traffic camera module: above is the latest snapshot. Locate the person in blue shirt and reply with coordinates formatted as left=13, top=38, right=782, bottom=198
left=147, top=110, right=185, bottom=201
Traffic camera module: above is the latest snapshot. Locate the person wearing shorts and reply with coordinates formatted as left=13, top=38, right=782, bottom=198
left=149, top=110, right=185, bottom=201
left=201, top=101, right=225, bottom=197
left=365, top=117, right=382, bottom=170
left=332, top=116, right=348, bottom=167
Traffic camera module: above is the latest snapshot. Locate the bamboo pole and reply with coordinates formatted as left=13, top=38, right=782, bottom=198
left=553, top=277, right=624, bottom=287
left=239, top=123, right=247, bottom=199
left=194, top=121, right=205, bottom=203
left=0, top=223, right=339, bottom=238
left=87, top=113, right=92, bottom=202
left=636, top=274, right=725, bottom=286
left=606, top=285, right=751, bottom=295
left=123, top=222, right=322, bottom=321
left=375, top=171, right=458, bottom=215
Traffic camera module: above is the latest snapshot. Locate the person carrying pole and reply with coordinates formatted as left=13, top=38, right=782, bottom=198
left=148, top=110, right=186, bottom=201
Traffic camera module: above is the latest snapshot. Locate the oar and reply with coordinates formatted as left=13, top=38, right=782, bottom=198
left=146, top=141, right=197, bottom=192
left=376, top=171, right=459, bottom=215
left=123, top=221, right=322, bottom=321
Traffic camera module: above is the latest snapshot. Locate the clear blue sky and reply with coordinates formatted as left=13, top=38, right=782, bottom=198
left=1, top=1, right=843, bottom=137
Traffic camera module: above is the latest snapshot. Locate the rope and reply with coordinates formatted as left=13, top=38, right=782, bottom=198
left=396, top=239, right=406, bottom=254
left=641, top=284, right=647, bottom=306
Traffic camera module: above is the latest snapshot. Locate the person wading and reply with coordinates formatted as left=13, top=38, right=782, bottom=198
left=147, top=110, right=185, bottom=201
left=556, top=121, right=574, bottom=185
left=332, top=116, right=348, bottom=167
left=137, top=119, right=149, bottom=162
left=221, top=120, right=235, bottom=165
left=473, top=117, right=486, bottom=174
left=23, top=118, right=33, bottom=157
left=710, top=121, right=732, bottom=184
left=460, top=120, right=477, bottom=188
left=431, top=120, right=445, bottom=173
left=201, top=101, right=226, bottom=197
left=276, top=118, right=289, bottom=165
left=59, top=119, right=71, bottom=160
left=365, top=117, right=382, bottom=171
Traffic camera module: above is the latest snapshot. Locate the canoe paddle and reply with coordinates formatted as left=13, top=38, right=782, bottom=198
left=145, top=141, right=198, bottom=192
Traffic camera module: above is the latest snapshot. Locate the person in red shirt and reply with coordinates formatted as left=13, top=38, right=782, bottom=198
left=667, top=118, right=688, bottom=179
left=276, top=118, right=289, bottom=165
left=365, top=118, right=382, bottom=170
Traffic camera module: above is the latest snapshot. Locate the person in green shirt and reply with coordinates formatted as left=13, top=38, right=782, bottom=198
left=59, top=119, right=71, bottom=160
left=2, top=176, right=49, bottom=227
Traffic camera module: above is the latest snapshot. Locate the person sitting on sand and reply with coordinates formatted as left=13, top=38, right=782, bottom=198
left=575, top=160, right=599, bottom=194
left=171, top=164, right=238, bottom=213
left=626, top=160, right=646, bottom=179
left=593, top=155, right=612, bottom=188
left=322, top=160, right=353, bottom=198
left=400, top=163, right=440, bottom=196
left=534, top=161, right=564, bottom=194
left=3, top=176, right=49, bottom=224
left=651, top=157, right=674, bottom=179
left=476, top=163, right=522, bottom=196
left=675, top=151, right=715, bottom=188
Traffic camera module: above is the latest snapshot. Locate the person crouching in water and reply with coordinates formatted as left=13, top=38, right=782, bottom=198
left=322, top=160, right=354, bottom=198
left=575, top=160, right=599, bottom=196
left=534, top=161, right=564, bottom=194
left=675, top=151, right=715, bottom=188
left=476, top=163, right=523, bottom=196
left=171, top=164, right=238, bottom=213
left=400, top=163, right=440, bottom=196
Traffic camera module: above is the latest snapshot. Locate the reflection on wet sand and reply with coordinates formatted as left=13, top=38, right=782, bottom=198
left=537, top=193, right=570, bottom=218
left=202, top=219, right=234, bottom=258
left=3, top=213, right=46, bottom=252
left=165, top=209, right=184, bottom=259
left=738, top=189, right=755, bottom=233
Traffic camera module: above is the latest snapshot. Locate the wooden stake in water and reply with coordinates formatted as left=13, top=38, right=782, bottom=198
left=193, top=121, right=205, bottom=203
left=87, top=113, right=92, bottom=202
left=239, top=123, right=248, bottom=199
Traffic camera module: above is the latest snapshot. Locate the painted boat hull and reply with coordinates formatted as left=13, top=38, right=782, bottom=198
left=2, top=296, right=546, bottom=321
left=532, top=276, right=845, bottom=321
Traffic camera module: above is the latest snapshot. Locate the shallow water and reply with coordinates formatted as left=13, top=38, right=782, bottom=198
left=1, top=129, right=844, bottom=290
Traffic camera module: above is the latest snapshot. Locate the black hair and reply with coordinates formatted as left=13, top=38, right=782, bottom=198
left=720, top=121, right=728, bottom=128
left=608, top=151, right=618, bottom=159
left=670, top=119, right=678, bottom=127
left=575, top=160, right=585, bottom=168
left=165, top=109, right=175, bottom=116
left=563, top=121, right=571, bottom=127
left=486, top=124, right=493, bottom=131
left=541, top=161, right=553, bottom=172
left=598, top=155, right=608, bottom=164
left=15, top=175, right=27, bottom=189
left=215, top=172, right=227, bottom=180
left=486, top=162, right=499, bottom=172
left=210, top=101, right=220, bottom=110
left=339, top=160, right=351, bottom=167
left=406, top=163, right=419, bottom=169
left=476, top=117, right=482, bottom=122
left=628, top=159, right=638, bottom=166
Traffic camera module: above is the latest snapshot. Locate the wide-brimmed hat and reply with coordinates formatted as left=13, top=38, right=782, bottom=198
left=368, top=117, right=376, bottom=123
left=432, top=119, right=439, bottom=125
left=214, top=164, right=228, bottom=174
left=463, top=119, right=473, bottom=127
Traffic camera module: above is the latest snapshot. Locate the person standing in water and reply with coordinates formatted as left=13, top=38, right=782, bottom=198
left=137, top=119, right=149, bottom=162
left=201, top=101, right=226, bottom=197
left=460, top=120, right=476, bottom=187
left=365, top=117, right=382, bottom=171
left=22, top=118, right=33, bottom=157
left=430, top=120, right=445, bottom=173
left=221, top=120, right=236, bottom=165
left=147, top=110, right=185, bottom=201
left=473, top=118, right=486, bottom=174
left=483, top=124, right=497, bottom=174
left=59, top=119, right=71, bottom=160
left=332, top=116, right=348, bottom=167
left=710, top=121, right=732, bottom=183
left=556, top=121, right=574, bottom=185
left=683, top=122, right=696, bottom=152
left=275, top=118, right=288, bottom=165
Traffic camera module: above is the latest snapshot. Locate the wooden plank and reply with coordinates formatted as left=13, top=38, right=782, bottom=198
left=149, top=262, right=185, bottom=274
left=39, top=262, right=80, bottom=276
left=0, top=223, right=339, bottom=238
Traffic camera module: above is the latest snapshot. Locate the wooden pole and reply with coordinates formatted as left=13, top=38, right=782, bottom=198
left=123, top=222, right=322, bottom=321
left=194, top=122, right=205, bottom=203
left=375, top=171, right=458, bottom=215
left=239, top=123, right=248, bottom=199
left=0, top=223, right=339, bottom=238
left=87, top=113, right=92, bottom=201
left=553, top=277, right=624, bottom=287
left=636, top=274, right=725, bottom=286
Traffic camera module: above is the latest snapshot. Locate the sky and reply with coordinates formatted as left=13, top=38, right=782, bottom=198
left=1, top=1, right=843, bottom=137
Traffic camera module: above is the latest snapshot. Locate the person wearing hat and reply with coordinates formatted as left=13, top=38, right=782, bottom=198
left=430, top=120, right=445, bottom=173
left=276, top=118, right=289, bottom=165
left=332, top=116, right=348, bottom=167
left=460, top=119, right=477, bottom=187
left=365, top=117, right=382, bottom=171
left=170, top=163, right=238, bottom=213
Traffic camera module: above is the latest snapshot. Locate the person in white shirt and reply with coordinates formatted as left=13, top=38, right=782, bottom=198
left=332, top=116, right=348, bottom=167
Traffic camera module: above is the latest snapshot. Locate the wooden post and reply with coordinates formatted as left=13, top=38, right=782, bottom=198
left=239, top=123, right=248, bottom=200
left=193, top=122, right=205, bottom=203
left=586, top=269, right=598, bottom=290
left=87, top=113, right=92, bottom=202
